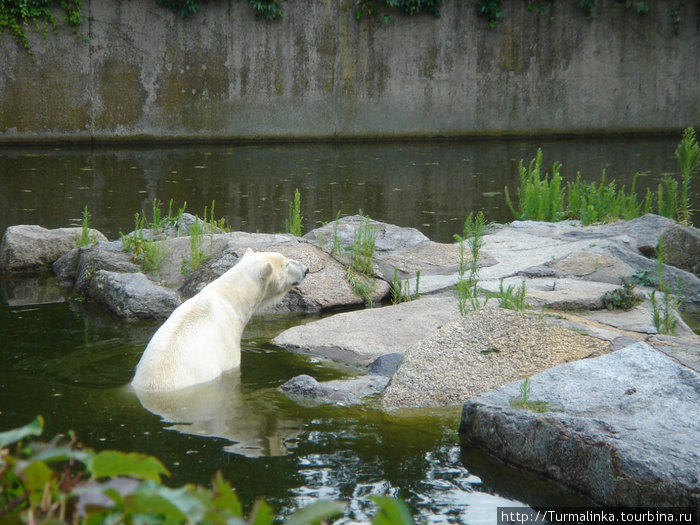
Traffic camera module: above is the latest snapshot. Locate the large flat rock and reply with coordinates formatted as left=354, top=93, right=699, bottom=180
left=459, top=343, right=700, bottom=510
left=273, top=295, right=461, bottom=366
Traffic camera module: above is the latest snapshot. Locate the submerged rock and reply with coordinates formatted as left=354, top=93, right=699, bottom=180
left=0, top=225, right=107, bottom=272
left=278, top=373, right=389, bottom=406
left=458, top=342, right=700, bottom=510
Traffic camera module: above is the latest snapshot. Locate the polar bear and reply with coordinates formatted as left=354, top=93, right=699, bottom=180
left=131, top=249, right=308, bottom=391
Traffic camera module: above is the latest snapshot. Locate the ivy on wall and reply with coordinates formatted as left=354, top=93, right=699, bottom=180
left=0, top=0, right=693, bottom=54
left=0, top=0, right=84, bottom=53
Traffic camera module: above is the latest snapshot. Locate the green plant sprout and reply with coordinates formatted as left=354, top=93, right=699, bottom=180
left=76, top=205, right=97, bottom=247
left=349, top=210, right=377, bottom=276
left=495, top=279, right=527, bottom=310
left=454, top=212, right=488, bottom=314
left=391, top=268, right=421, bottom=304
left=674, top=126, right=699, bottom=226
left=182, top=217, right=206, bottom=276
left=648, top=237, right=683, bottom=335
left=285, top=188, right=303, bottom=237
left=509, top=377, right=551, bottom=412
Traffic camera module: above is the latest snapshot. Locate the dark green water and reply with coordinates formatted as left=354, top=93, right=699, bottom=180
left=0, top=137, right=694, bottom=522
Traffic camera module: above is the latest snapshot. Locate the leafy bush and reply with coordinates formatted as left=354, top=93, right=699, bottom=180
left=602, top=277, right=639, bottom=311
left=0, top=416, right=414, bottom=524
left=0, top=0, right=84, bottom=52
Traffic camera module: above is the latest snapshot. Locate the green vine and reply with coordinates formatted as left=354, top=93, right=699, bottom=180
left=478, top=0, right=658, bottom=28
left=0, top=0, right=84, bottom=53
left=1, top=0, right=693, bottom=54
left=158, top=0, right=284, bottom=20
left=354, top=0, right=443, bottom=21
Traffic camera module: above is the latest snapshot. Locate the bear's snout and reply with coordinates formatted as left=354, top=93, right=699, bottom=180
left=289, top=259, right=309, bottom=286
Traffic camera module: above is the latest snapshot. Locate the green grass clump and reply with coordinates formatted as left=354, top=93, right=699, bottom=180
left=494, top=278, right=527, bottom=310
left=566, top=172, right=653, bottom=225
left=349, top=211, right=377, bottom=276
left=390, top=268, right=420, bottom=304
left=285, top=188, right=303, bottom=237
left=505, top=148, right=565, bottom=222
left=505, top=127, right=697, bottom=226
left=120, top=212, right=167, bottom=273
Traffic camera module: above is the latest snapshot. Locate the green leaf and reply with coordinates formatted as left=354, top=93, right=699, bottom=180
left=248, top=499, right=275, bottom=525
left=0, top=415, right=43, bottom=448
left=285, top=500, right=347, bottom=525
left=370, top=496, right=414, bottom=525
left=19, top=459, right=53, bottom=492
left=89, top=451, right=170, bottom=482
left=211, top=470, right=243, bottom=515
left=123, top=482, right=203, bottom=522
left=31, top=444, right=93, bottom=466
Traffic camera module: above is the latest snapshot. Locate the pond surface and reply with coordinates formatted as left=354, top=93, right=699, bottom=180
left=0, top=137, right=695, bottom=522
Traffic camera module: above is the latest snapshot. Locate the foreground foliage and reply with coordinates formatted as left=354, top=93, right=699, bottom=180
left=0, top=416, right=415, bottom=525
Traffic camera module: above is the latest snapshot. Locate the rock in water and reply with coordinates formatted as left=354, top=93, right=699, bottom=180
left=459, top=342, right=700, bottom=510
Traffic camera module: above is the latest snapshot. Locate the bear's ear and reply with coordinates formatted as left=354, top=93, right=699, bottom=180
left=244, top=248, right=254, bottom=255
left=259, top=260, right=273, bottom=280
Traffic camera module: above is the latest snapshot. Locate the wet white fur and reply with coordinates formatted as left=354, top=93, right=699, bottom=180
left=131, top=249, right=307, bottom=391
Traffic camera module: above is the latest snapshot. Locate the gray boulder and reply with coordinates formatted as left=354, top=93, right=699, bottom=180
left=615, top=213, right=677, bottom=256
left=273, top=295, right=461, bottom=366
left=305, top=214, right=429, bottom=257
left=0, top=225, right=107, bottom=272
left=266, top=242, right=389, bottom=311
left=72, top=242, right=141, bottom=293
left=305, top=215, right=497, bottom=295
left=459, top=343, right=700, bottom=510
left=380, top=306, right=610, bottom=409
left=278, top=374, right=389, bottom=406
left=148, top=234, right=229, bottom=289
left=87, top=270, right=180, bottom=321
left=661, top=223, right=700, bottom=277
left=179, top=250, right=242, bottom=299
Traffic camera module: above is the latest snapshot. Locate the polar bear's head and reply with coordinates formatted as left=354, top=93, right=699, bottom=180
left=241, top=249, right=308, bottom=310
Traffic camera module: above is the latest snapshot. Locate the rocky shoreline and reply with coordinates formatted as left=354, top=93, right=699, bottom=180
left=1, top=213, right=699, bottom=512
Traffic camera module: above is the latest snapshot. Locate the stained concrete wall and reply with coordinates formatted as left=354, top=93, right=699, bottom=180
left=0, top=0, right=698, bottom=142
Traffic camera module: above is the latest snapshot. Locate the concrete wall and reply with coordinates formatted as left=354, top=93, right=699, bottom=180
left=1, top=0, right=698, bottom=142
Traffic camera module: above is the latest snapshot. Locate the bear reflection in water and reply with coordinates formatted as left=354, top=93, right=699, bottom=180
left=133, top=370, right=302, bottom=458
